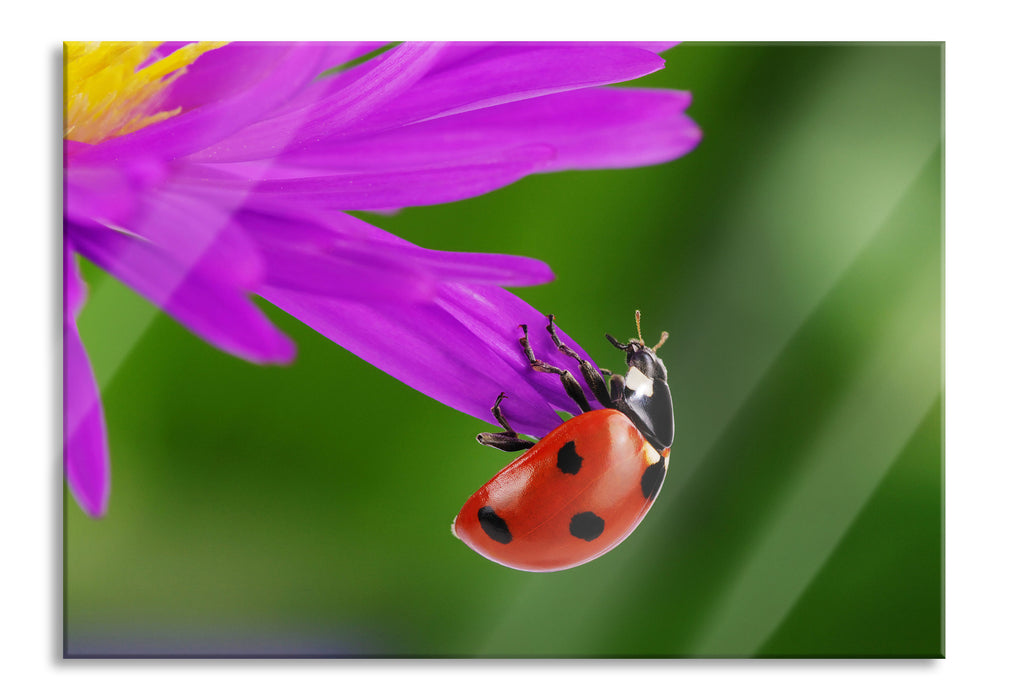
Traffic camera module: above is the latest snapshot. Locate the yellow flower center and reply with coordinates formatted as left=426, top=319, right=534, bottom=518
left=64, top=41, right=227, bottom=144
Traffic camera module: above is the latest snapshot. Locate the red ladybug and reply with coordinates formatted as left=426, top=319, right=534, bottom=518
left=453, top=312, right=674, bottom=572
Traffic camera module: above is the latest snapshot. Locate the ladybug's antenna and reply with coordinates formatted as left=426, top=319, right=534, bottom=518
left=637, top=309, right=669, bottom=351
left=653, top=331, right=669, bottom=352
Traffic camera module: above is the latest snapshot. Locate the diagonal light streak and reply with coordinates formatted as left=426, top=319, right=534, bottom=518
left=600, top=147, right=941, bottom=655
left=689, top=269, right=940, bottom=655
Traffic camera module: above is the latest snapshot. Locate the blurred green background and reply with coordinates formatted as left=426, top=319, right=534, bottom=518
left=66, top=43, right=943, bottom=657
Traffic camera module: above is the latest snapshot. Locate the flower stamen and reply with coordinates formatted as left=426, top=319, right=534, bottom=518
left=64, top=41, right=226, bottom=144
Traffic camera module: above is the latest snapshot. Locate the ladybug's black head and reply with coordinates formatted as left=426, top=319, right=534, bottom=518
left=618, top=340, right=667, bottom=383
left=606, top=313, right=675, bottom=451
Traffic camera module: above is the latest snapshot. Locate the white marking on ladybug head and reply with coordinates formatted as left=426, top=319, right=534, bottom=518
left=625, top=366, right=654, bottom=397
left=643, top=441, right=661, bottom=466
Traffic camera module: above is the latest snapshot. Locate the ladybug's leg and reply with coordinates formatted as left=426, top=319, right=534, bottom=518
left=606, top=333, right=631, bottom=351
left=520, top=325, right=592, bottom=414
left=608, top=374, right=627, bottom=404
left=544, top=315, right=615, bottom=409
left=477, top=393, right=537, bottom=452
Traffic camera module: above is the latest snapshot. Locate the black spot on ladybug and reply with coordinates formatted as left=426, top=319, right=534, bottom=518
left=478, top=506, right=512, bottom=544
left=641, top=459, right=666, bottom=500
left=569, top=511, right=605, bottom=541
left=556, top=440, right=582, bottom=475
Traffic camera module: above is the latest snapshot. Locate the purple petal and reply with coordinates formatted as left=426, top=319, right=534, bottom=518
left=316, top=42, right=392, bottom=74
left=192, top=43, right=446, bottom=163
left=235, top=206, right=551, bottom=300
left=191, top=44, right=665, bottom=163
left=392, top=245, right=554, bottom=287
left=64, top=241, right=86, bottom=316
left=256, top=239, right=439, bottom=302
left=244, top=211, right=553, bottom=298
left=260, top=285, right=569, bottom=438
left=272, top=87, right=700, bottom=174
left=407, top=42, right=676, bottom=76
left=414, top=42, right=496, bottom=73
left=246, top=210, right=553, bottom=284
left=335, top=45, right=667, bottom=139
left=256, top=42, right=394, bottom=115
left=67, top=222, right=295, bottom=364
left=634, top=42, right=679, bottom=53
left=433, top=42, right=678, bottom=68
left=320, top=213, right=554, bottom=287
left=63, top=249, right=109, bottom=517
left=434, top=283, right=607, bottom=417
left=514, top=41, right=677, bottom=54
left=161, top=42, right=387, bottom=113
left=111, top=187, right=265, bottom=290
left=259, top=216, right=600, bottom=437
left=65, top=320, right=111, bottom=517
left=159, top=43, right=301, bottom=111
left=63, top=146, right=169, bottom=226
left=74, top=44, right=332, bottom=165
left=529, top=88, right=700, bottom=171
left=183, top=144, right=556, bottom=211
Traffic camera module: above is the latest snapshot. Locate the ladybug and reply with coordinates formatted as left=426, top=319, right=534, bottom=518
left=452, top=311, right=674, bottom=572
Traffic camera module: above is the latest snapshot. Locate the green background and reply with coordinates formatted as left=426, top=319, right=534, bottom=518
left=66, top=43, right=943, bottom=657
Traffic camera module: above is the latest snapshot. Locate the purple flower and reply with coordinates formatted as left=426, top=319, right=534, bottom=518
left=64, top=42, right=700, bottom=517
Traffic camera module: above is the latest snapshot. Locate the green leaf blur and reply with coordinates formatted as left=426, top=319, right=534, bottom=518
left=66, top=43, right=942, bottom=657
